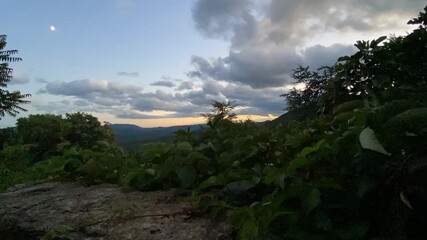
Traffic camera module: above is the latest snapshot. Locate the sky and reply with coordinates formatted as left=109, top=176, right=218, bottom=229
left=0, top=0, right=425, bottom=127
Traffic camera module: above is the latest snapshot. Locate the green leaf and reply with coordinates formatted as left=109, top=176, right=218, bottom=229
left=198, top=175, right=225, bottom=189
left=175, top=165, right=196, bottom=188
left=225, top=180, right=255, bottom=193
left=238, top=219, right=259, bottom=240
left=144, top=168, right=156, bottom=176
left=359, top=127, right=391, bottom=156
left=333, top=100, right=364, bottom=115
left=302, top=188, right=321, bottom=213
left=176, top=142, right=193, bottom=154
left=337, top=56, right=351, bottom=62
left=263, top=167, right=286, bottom=189
left=286, top=140, right=324, bottom=175
left=336, top=221, right=369, bottom=240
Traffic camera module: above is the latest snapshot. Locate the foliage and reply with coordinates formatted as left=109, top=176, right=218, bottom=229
left=63, top=112, right=115, bottom=150
left=281, top=66, right=334, bottom=112
left=0, top=35, right=31, bottom=118
left=17, top=114, right=65, bottom=162
left=1, top=6, right=427, bottom=240
left=201, top=100, right=237, bottom=128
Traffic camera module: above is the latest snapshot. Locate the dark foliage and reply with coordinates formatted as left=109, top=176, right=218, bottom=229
left=0, top=35, right=30, bottom=118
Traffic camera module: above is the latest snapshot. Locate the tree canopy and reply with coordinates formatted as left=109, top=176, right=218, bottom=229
left=0, top=35, right=30, bottom=119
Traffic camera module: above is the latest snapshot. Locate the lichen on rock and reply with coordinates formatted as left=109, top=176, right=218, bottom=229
left=0, top=181, right=231, bottom=240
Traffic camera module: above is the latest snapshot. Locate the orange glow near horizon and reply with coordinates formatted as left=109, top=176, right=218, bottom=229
left=92, top=112, right=278, bottom=128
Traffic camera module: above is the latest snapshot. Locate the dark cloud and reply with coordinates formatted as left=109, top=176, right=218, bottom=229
left=192, top=0, right=251, bottom=38
left=117, top=71, right=139, bottom=77
left=61, top=100, right=71, bottom=105
left=176, top=81, right=195, bottom=91
left=190, top=0, right=424, bottom=89
left=303, top=44, right=357, bottom=68
left=40, top=76, right=285, bottom=119
left=115, top=110, right=171, bottom=119
left=188, top=44, right=355, bottom=88
left=45, top=79, right=142, bottom=98
left=193, top=0, right=425, bottom=47
left=221, top=84, right=285, bottom=115
left=74, top=100, right=90, bottom=107
left=150, top=81, right=176, bottom=88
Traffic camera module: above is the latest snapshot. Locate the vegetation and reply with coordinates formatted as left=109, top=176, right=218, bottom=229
left=0, top=35, right=31, bottom=119
left=1, top=6, right=427, bottom=240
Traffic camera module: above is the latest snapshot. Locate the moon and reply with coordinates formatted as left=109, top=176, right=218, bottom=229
left=50, top=25, right=56, bottom=31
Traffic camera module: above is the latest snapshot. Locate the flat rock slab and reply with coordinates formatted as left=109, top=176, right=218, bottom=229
left=0, top=181, right=231, bottom=240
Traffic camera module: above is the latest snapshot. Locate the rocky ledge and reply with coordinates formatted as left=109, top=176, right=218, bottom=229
left=0, top=181, right=231, bottom=240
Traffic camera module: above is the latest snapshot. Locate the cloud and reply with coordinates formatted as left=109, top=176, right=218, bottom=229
left=176, top=81, right=195, bottom=91
left=115, top=109, right=177, bottom=119
left=193, top=0, right=425, bottom=47
left=188, top=44, right=355, bottom=88
left=36, top=1, right=425, bottom=122
left=150, top=81, right=176, bottom=88
left=74, top=100, right=90, bottom=107
left=117, top=71, right=139, bottom=77
left=189, top=0, right=424, bottom=90
left=39, top=76, right=286, bottom=120
left=35, top=78, right=48, bottom=84
left=45, top=79, right=142, bottom=98
left=10, top=73, right=30, bottom=85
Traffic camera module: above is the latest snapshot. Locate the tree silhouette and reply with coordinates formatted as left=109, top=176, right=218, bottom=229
left=0, top=35, right=31, bottom=119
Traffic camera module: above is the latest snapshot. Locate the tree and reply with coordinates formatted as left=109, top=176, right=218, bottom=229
left=0, top=35, right=30, bottom=119
left=281, top=66, right=334, bottom=112
left=17, top=114, right=65, bottom=162
left=63, top=112, right=115, bottom=150
left=202, top=100, right=237, bottom=128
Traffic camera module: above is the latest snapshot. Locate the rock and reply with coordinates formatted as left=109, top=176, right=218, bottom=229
left=0, top=181, right=231, bottom=240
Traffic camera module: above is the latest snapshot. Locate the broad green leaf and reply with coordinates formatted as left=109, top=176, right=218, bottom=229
left=225, top=180, right=255, bottom=193
left=175, top=165, right=196, bottom=188
left=176, top=142, right=193, bottom=154
left=359, top=127, right=391, bottom=156
left=302, top=188, right=321, bottom=213
left=336, top=221, right=369, bottom=240
left=238, top=219, right=259, bottom=240
left=263, top=167, right=286, bottom=189
left=144, top=168, right=156, bottom=176
left=198, top=175, right=226, bottom=189
left=286, top=140, right=324, bottom=175
left=333, top=100, right=364, bottom=115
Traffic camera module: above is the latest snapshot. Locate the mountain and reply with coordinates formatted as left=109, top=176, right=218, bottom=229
left=263, top=105, right=318, bottom=127
left=111, top=124, right=202, bottom=149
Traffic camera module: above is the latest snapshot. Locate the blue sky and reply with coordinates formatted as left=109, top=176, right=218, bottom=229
left=1, top=0, right=425, bottom=127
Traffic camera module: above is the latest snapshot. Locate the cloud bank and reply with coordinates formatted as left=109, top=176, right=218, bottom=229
left=37, top=0, right=425, bottom=121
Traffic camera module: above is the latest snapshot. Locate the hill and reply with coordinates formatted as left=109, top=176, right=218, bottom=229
left=263, top=104, right=318, bottom=127
left=111, top=124, right=202, bottom=148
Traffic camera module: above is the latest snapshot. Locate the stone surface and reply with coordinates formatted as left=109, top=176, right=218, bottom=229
left=0, top=181, right=231, bottom=240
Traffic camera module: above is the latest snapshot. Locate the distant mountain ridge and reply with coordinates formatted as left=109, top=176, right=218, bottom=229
left=111, top=124, right=202, bottom=148
left=111, top=107, right=315, bottom=149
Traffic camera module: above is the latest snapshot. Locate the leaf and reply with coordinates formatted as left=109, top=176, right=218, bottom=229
left=175, top=165, right=196, bottom=188
left=176, top=142, right=193, bottom=154
left=333, top=100, right=364, bottom=115
left=359, top=127, right=391, bottom=156
left=302, top=188, right=321, bottom=213
left=263, top=167, right=286, bottom=189
left=198, top=175, right=226, bottom=189
left=238, top=219, right=259, bottom=240
left=286, top=140, right=324, bottom=175
left=224, top=180, right=255, bottom=193
left=338, top=56, right=351, bottom=62
left=144, top=168, right=156, bottom=176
